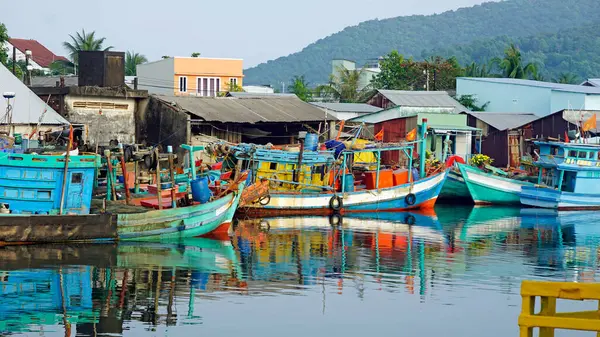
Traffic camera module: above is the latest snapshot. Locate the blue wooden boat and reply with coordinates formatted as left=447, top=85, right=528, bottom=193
left=0, top=151, right=100, bottom=214
left=520, top=141, right=600, bottom=210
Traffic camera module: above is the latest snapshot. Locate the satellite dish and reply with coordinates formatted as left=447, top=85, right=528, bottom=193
left=3, top=92, right=15, bottom=99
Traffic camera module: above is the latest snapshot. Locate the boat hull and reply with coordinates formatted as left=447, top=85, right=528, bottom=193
left=438, top=169, right=472, bottom=202
left=458, top=163, right=532, bottom=205
left=240, top=170, right=447, bottom=216
left=520, top=185, right=600, bottom=210
left=117, top=183, right=244, bottom=241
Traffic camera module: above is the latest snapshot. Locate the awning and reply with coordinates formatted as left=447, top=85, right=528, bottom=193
left=429, top=124, right=481, bottom=134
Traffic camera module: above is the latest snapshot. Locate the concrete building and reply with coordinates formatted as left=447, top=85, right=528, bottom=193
left=310, top=102, right=382, bottom=120
left=137, top=57, right=244, bottom=97
left=0, top=63, right=68, bottom=137
left=457, top=78, right=600, bottom=116
left=366, top=90, right=468, bottom=113
left=331, top=59, right=380, bottom=91
left=4, top=39, right=69, bottom=73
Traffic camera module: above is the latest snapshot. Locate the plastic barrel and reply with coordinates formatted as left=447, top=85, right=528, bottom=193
left=304, top=133, right=319, bottom=151
left=342, top=173, right=354, bottom=192
left=191, top=177, right=211, bottom=204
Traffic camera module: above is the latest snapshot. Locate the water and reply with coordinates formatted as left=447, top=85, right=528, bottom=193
left=2, top=206, right=600, bottom=336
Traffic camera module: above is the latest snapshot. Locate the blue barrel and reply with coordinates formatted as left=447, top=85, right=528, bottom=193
left=191, top=177, right=211, bottom=203
left=304, top=133, right=319, bottom=151
left=342, top=173, right=354, bottom=192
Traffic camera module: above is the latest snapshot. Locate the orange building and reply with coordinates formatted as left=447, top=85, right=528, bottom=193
left=137, top=57, right=244, bottom=97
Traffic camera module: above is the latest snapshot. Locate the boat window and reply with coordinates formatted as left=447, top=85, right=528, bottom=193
left=38, top=191, right=51, bottom=200
left=568, top=150, right=577, bottom=158
left=71, top=173, right=83, bottom=184
left=578, top=151, right=588, bottom=159
left=562, top=171, right=577, bottom=193
left=269, top=162, right=277, bottom=170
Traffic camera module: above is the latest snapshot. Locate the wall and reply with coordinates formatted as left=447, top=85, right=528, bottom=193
left=65, top=95, right=137, bottom=146
left=550, top=91, right=585, bottom=113
left=457, top=78, right=552, bottom=115
left=585, top=94, right=600, bottom=110
left=137, top=58, right=175, bottom=95
left=144, top=97, right=190, bottom=153
left=174, top=57, right=244, bottom=96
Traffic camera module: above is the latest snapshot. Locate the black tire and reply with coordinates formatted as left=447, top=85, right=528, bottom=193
left=405, top=193, right=416, bottom=206
left=258, top=195, right=271, bottom=206
left=405, top=214, right=416, bottom=226
left=109, top=139, right=119, bottom=147
left=329, top=195, right=343, bottom=212
left=124, top=145, right=133, bottom=163
left=142, top=154, right=153, bottom=170
left=259, top=220, right=270, bottom=232
left=329, top=213, right=343, bottom=228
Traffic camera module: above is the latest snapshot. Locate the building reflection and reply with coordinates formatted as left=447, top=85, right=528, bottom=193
left=0, top=207, right=599, bottom=335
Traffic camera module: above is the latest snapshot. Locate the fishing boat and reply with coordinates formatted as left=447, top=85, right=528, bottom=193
left=458, top=163, right=534, bottom=205
left=227, top=119, right=448, bottom=215
left=438, top=155, right=471, bottom=202
left=520, top=141, right=600, bottom=210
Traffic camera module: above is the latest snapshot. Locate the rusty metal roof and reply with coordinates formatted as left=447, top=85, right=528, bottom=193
left=154, top=94, right=337, bottom=123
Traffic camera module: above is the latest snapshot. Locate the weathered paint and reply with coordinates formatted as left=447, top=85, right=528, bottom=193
left=439, top=169, right=472, bottom=201
left=241, top=170, right=447, bottom=215
left=458, top=163, right=533, bottom=205
left=117, top=180, right=245, bottom=240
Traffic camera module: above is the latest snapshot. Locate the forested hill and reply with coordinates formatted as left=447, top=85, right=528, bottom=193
left=429, top=23, right=600, bottom=81
left=243, top=0, right=600, bottom=87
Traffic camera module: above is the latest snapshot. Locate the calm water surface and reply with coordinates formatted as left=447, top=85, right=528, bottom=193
left=2, top=206, right=600, bottom=336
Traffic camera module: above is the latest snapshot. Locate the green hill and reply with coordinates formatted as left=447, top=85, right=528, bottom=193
left=244, top=0, right=600, bottom=87
left=427, top=24, right=600, bottom=81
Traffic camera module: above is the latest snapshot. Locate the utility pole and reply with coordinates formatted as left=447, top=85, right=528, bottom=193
left=11, top=47, right=16, bottom=75
left=425, top=66, right=430, bottom=91
left=25, top=49, right=32, bottom=86
left=281, top=82, right=285, bottom=93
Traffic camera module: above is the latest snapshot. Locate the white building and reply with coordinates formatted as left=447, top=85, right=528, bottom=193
left=331, top=59, right=381, bottom=91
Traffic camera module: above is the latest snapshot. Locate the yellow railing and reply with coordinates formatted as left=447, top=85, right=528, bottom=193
left=519, top=280, right=600, bottom=337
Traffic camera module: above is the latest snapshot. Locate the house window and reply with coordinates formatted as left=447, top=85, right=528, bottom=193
left=71, top=173, right=83, bottom=184
left=179, top=76, right=187, bottom=93
left=230, top=78, right=238, bottom=88
left=197, top=77, right=221, bottom=97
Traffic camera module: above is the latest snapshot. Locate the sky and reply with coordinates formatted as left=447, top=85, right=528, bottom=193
left=2, top=0, right=493, bottom=68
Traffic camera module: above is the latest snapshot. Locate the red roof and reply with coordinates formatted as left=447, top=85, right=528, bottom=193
left=8, top=38, right=69, bottom=68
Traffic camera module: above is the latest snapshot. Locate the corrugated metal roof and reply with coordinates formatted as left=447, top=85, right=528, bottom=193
left=226, top=92, right=296, bottom=98
left=582, top=79, right=600, bottom=87
left=466, top=112, right=539, bottom=131
left=310, top=102, right=382, bottom=113
left=155, top=95, right=337, bottom=123
left=459, top=77, right=600, bottom=94
left=377, top=90, right=469, bottom=113
left=31, top=76, right=78, bottom=87
left=0, top=65, right=69, bottom=125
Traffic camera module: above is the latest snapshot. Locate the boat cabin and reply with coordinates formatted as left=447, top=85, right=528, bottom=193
left=534, top=141, right=600, bottom=194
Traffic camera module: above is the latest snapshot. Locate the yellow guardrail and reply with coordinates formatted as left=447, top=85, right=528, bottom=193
left=519, top=280, right=600, bottom=337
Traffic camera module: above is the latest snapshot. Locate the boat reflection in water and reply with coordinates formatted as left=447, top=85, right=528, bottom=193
left=1, top=207, right=600, bottom=336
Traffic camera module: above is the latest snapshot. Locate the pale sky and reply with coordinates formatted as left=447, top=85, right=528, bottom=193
left=2, top=0, right=493, bottom=68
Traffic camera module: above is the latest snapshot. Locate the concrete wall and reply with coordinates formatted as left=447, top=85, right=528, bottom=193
left=585, top=94, right=600, bottom=110
left=137, top=57, right=175, bottom=95
left=550, top=91, right=585, bottom=113
left=64, top=95, right=137, bottom=146
left=144, top=97, right=190, bottom=153
left=457, top=78, right=552, bottom=115
left=174, top=57, right=244, bottom=96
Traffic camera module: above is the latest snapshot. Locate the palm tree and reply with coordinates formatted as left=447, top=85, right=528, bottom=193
left=125, top=51, right=148, bottom=76
left=464, top=59, right=501, bottom=78
left=290, top=75, right=312, bottom=102
left=316, top=66, right=371, bottom=103
left=63, top=29, right=113, bottom=64
left=555, top=72, right=580, bottom=84
left=498, top=43, right=537, bottom=79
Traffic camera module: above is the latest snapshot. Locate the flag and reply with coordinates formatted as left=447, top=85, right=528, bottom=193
left=582, top=114, right=597, bottom=132
left=564, top=130, right=569, bottom=143
left=374, top=128, right=384, bottom=141
left=406, top=128, right=417, bottom=141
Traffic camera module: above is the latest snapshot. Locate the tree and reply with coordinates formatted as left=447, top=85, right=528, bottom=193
left=63, top=29, right=113, bottom=64
left=0, top=23, right=8, bottom=66
left=464, top=59, right=500, bottom=78
left=371, top=51, right=422, bottom=90
left=48, top=60, right=75, bottom=75
left=456, top=94, right=489, bottom=111
left=498, top=43, right=538, bottom=79
left=316, top=66, right=370, bottom=103
left=191, top=52, right=201, bottom=58
left=289, top=75, right=312, bottom=101
left=555, top=72, right=579, bottom=84
left=125, top=51, right=148, bottom=76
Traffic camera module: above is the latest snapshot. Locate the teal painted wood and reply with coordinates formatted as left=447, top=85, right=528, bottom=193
left=0, top=152, right=101, bottom=214
left=458, top=163, right=533, bottom=205
left=439, top=169, right=472, bottom=201
left=116, top=181, right=245, bottom=241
